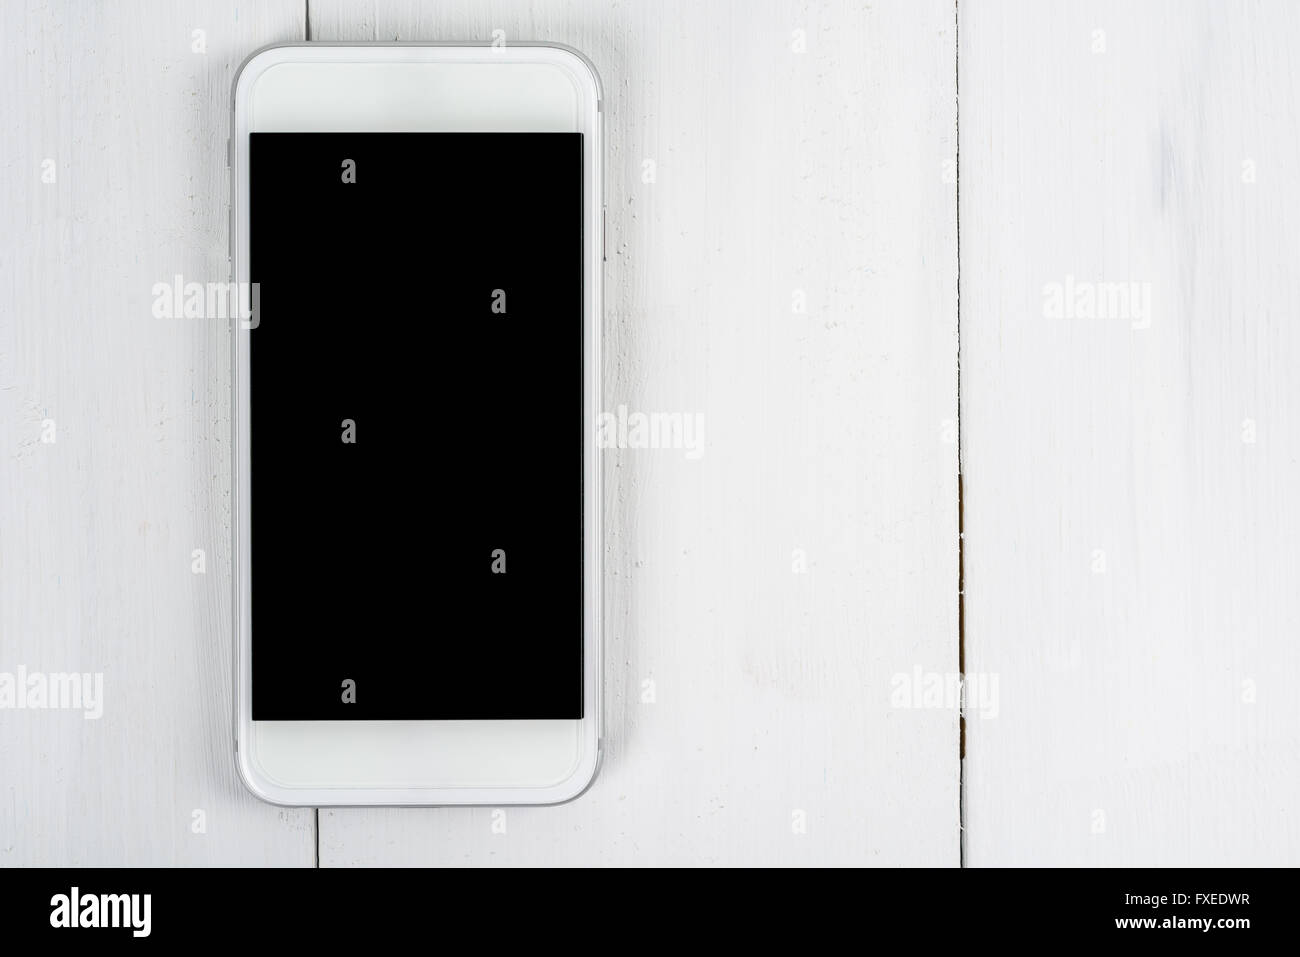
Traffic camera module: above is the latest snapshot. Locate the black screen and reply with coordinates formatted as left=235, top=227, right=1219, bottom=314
left=249, top=133, right=583, bottom=720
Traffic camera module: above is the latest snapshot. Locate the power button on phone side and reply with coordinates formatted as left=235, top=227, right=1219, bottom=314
left=602, top=206, right=607, bottom=262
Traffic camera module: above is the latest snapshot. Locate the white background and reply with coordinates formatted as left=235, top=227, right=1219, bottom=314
left=0, top=0, right=1293, bottom=866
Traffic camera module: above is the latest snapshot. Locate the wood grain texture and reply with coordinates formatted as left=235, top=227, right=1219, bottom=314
left=960, top=0, right=1300, bottom=865
left=309, top=0, right=960, bottom=866
left=0, top=0, right=313, bottom=865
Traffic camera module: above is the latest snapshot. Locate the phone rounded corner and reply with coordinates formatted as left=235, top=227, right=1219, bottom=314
left=536, top=42, right=603, bottom=107
left=540, top=736, right=603, bottom=807
left=234, top=733, right=300, bottom=808
left=230, top=42, right=302, bottom=112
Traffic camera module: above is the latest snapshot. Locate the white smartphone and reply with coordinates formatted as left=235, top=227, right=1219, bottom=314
left=229, top=43, right=602, bottom=806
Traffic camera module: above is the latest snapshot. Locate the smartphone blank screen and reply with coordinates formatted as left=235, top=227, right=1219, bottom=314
left=249, top=133, right=583, bottom=720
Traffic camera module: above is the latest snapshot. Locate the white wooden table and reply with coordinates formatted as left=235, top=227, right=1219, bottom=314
left=0, top=0, right=1293, bottom=867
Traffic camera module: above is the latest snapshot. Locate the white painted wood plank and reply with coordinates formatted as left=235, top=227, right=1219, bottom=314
left=961, top=0, right=1300, bottom=865
left=0, top=0, right=313, bottom=865
left=313, top=0, right=960, bottom=866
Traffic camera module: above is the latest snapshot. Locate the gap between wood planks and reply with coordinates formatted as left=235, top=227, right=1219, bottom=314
left=954, top=0, right=967, bottom=870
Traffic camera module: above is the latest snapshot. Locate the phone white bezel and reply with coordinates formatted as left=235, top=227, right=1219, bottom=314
left=230, top=43, right=602, bottom=806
